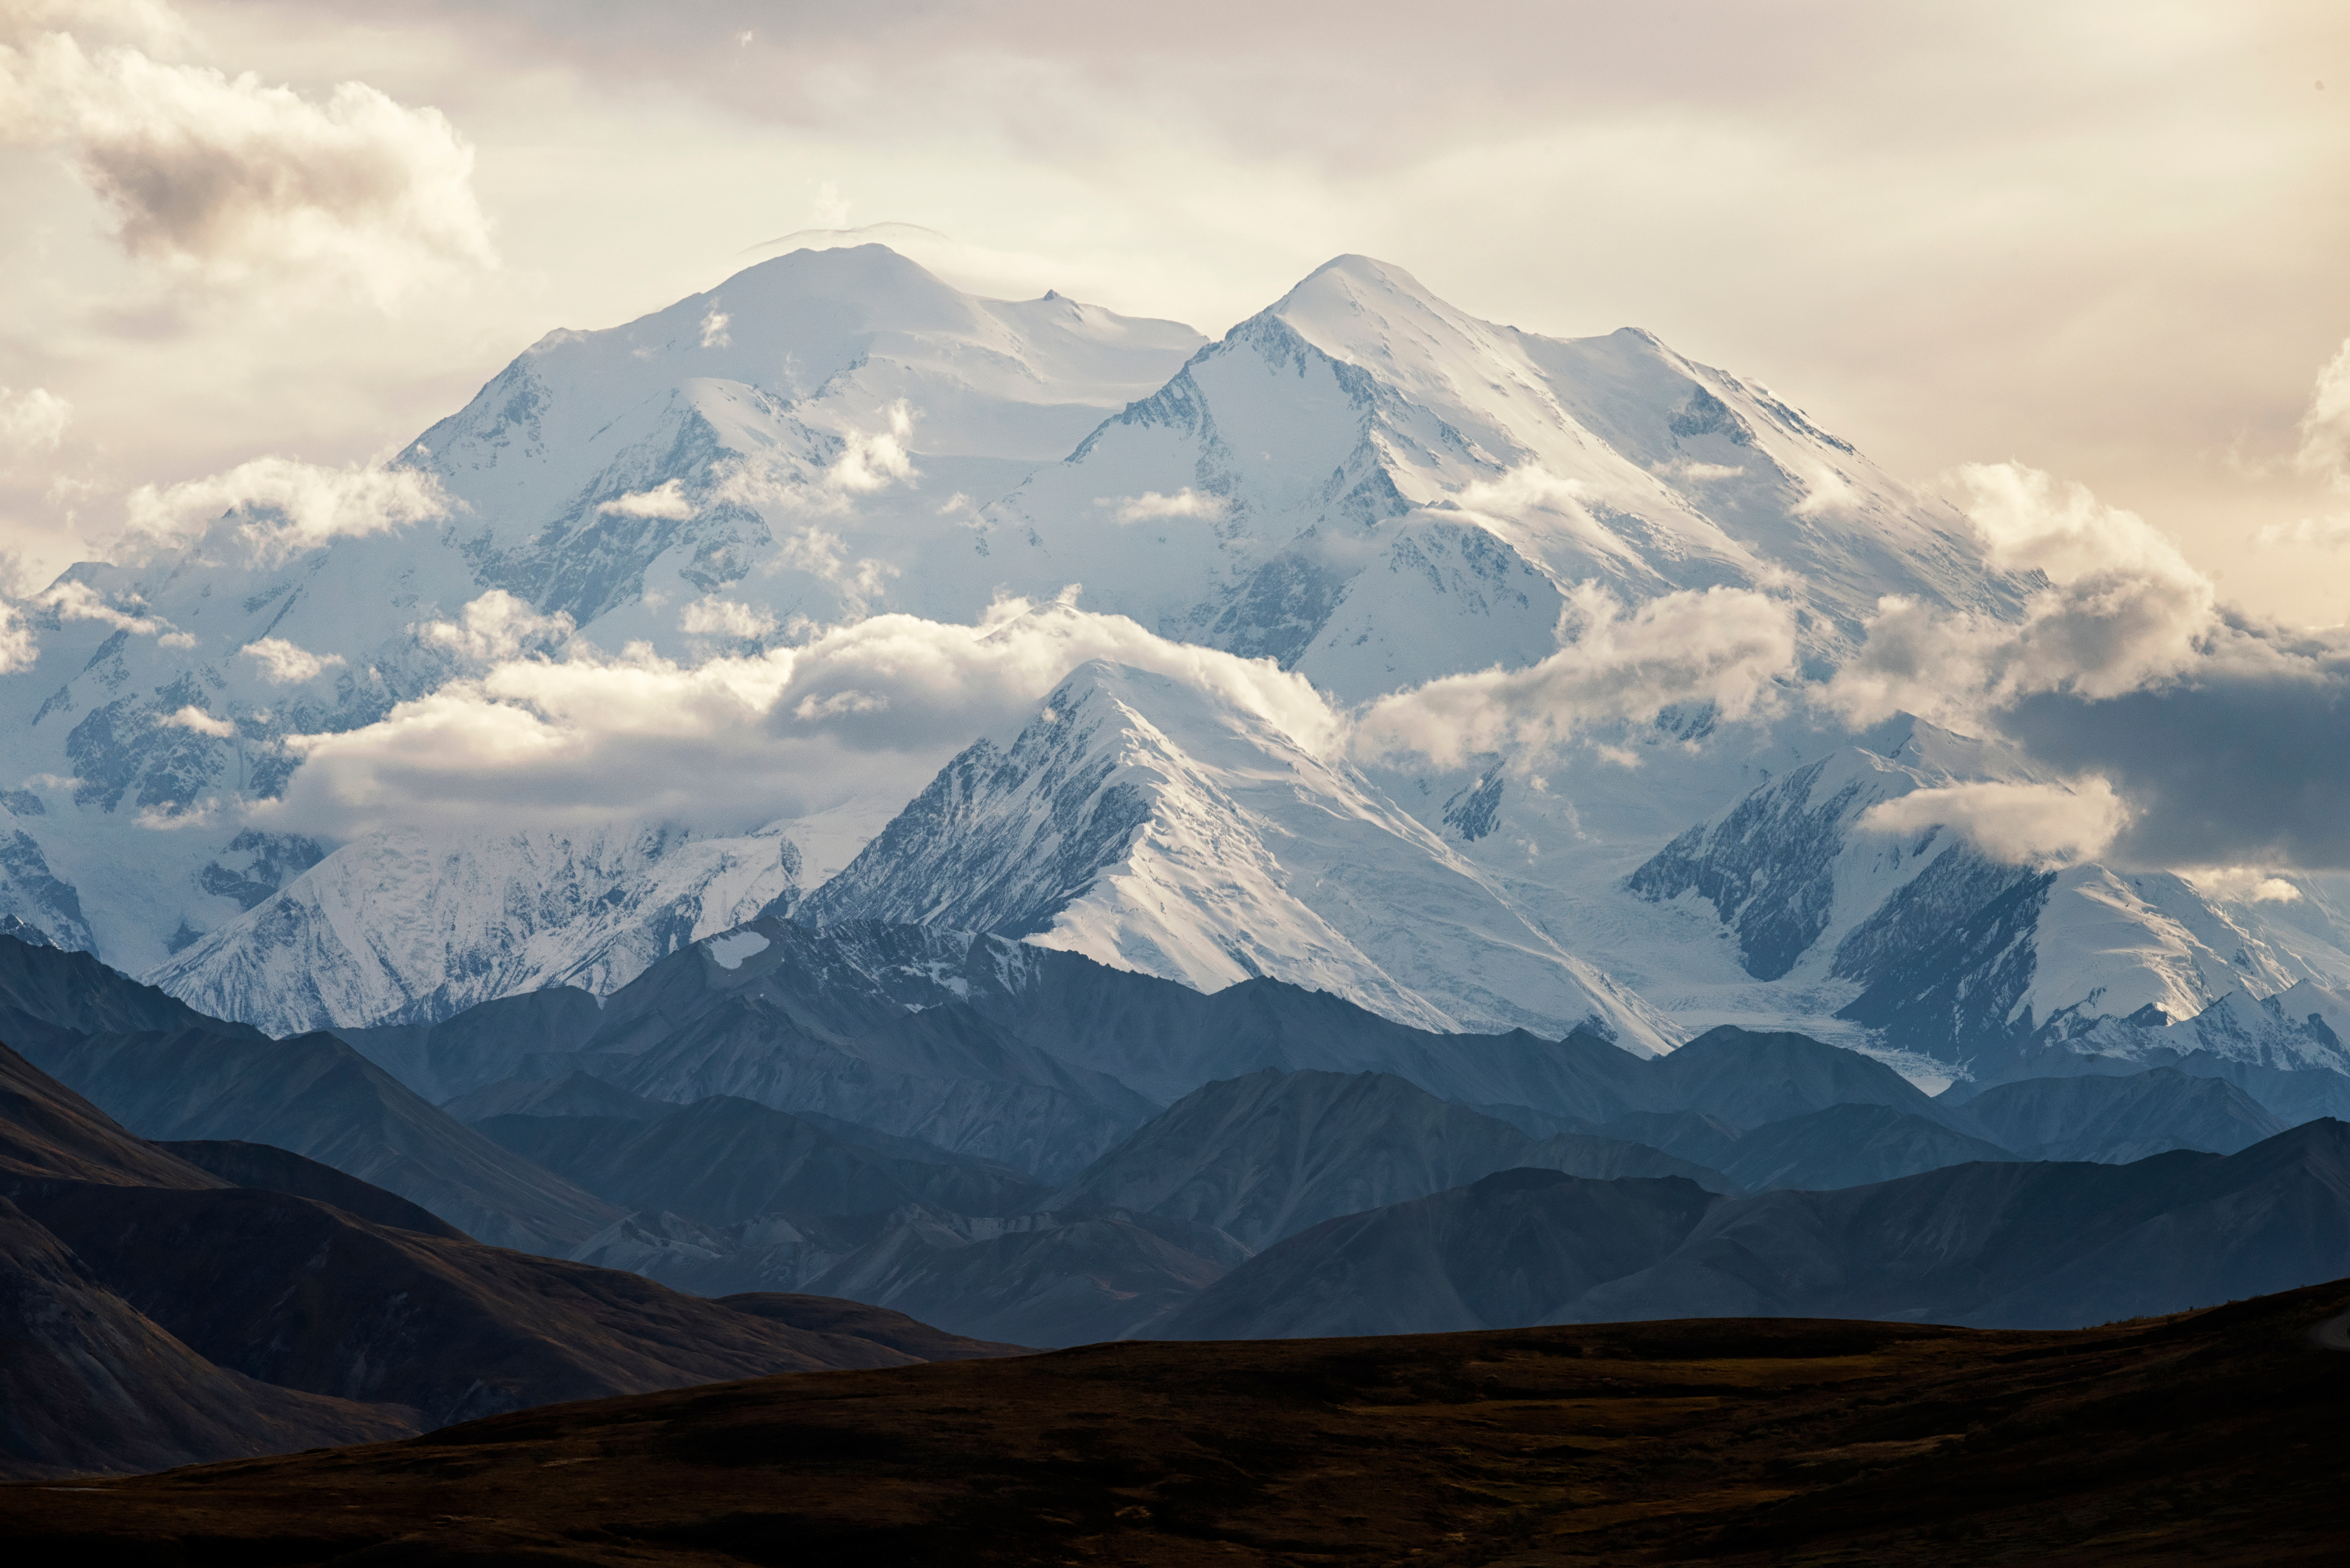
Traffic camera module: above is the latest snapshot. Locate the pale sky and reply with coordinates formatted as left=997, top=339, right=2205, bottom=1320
left=4, top=0, right=2346, bottom=622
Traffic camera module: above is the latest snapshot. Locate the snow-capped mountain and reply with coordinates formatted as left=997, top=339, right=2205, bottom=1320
left=802, top=659, right=1676, bottom=1048
left=5, top=240, right=2348, bottom=1092
left=0, top=247, right=1205, bottom=974
left=970, top=254, right=2025, bottom=698
left=149, top=821, right=799, bottom=1035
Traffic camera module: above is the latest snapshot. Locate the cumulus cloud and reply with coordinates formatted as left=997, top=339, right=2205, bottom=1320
left=123, top=456, right=452, bottom=565
left=255, top=594, right=1339, bottom=837
left=1828, top=463, right=2215, bottom=729
left=0, top=387, right=71, bottom=460
left=598, top=479, right=696, bottom=520
left=240, top=635, right=344, bottom=684
left=699, top=308, right=731, bottom=349
left=1828, top=460, right=2350, bottom=872
left=0, top=13, right=495, bottom=301
left=1861, top=778, right=2130, bottom=867
left=162, top=703, right=232, bottom=737
left=1354, top=583, right=1799, bottom=769
left=1997, top=666, right=2350, bottom=871
left=2295, top=337, right=2350, bottom=489
left=416, top=589, right=575, bottom=663
left=1100, top=487, right=1226, bottom=524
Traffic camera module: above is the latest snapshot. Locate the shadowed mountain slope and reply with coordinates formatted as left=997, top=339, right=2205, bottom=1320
left=1712, top=1103, right=2020, bottom=1192
left=1962, top=1067, right=2288, bottom=1161
left=478, top=1097, right=1054, bottom=1224
left=1159, top=1168, right=1720, bottom=1340
left=1155, top=1121, right=2350, bottom=1341
left=1052, top=1067, right=1733, bottom=1252
left=0, top=1039, right=1021, bottom=1477
left=0, top=936, right=621, bottom=1251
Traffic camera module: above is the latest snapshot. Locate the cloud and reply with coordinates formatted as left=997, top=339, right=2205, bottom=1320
left=766, top=526, right=900, bottom=620
left=0, top=17, right=495, bottom=302
left=162, top=703, right=232, bottom=737
left=597, top=479, right=696, bottom=520
left=1860, top=778, right=2130, bottom=867
left=699, top=308, right=731, bottom=349
left=1997, top=665, right=2350, bottom=871
left=827, top=400, right=916, bottom=493
left=31, top=577, right=190, bottom=645
left=2180, top=866, right=2303, bottom=905
left=0, top=601, right=35, bottom=673
left=1827, top=460, right=2350, bottom=872
left=1827, top=463, right=2215, bottom=728
left=1788, top=455, right=1861, bottom=517
left=415, top=589, right=575, bottom=663
left=0, top=387, right=71, bottom=460
left=1100, top=487, right=1226, bottom=524
left=122, top=456, right=452, bottom=565
left=711, top=402, right=920, bottom=525
left=255, top=594, right=1340, bottom=837
left=678, top=595, right=777, bottom=641
left=240, top=635, right=344, bottom=683
left=2251, top=516, right=2350, bottom=551
left=1353, top=583, right=1799, bottom=769
left=2296, top=337, right=2350, bottom=489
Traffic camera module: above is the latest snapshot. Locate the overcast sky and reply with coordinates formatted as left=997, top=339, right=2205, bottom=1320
left=4, top=0, right=2346, bottom=624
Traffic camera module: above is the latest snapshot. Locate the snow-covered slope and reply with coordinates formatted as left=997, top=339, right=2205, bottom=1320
left=0, top=247, right=1204, bottom=975
left=8, top=241, right=2349, bottom=1101
left=970, top=255, right=2023, bottom=697
left=802, top=660, right=1678, bottom=1049
left=149, top=821, right=803, bottom=1034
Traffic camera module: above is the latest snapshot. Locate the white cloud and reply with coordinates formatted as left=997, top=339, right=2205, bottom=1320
left=711, top=402, right=920, bottom=526
left=769, top=525, right=899, bottom=620
left=2180, top=866, right=2303, bottom=904
left=678, top=595, right=776, bottom=640
left=162, top=703, right=232, bottom=736
left=2296, top=337, right=2350, bottom=490
left=33, top=577, right=184, bottom=641
left=1789, top=455, right=1862, bottom=517
left=699, top=308, right=731, bottom=349
left=123, top=456, right=452, bottom=566
left=597, top=479, right=696, bottom=520
left=1860, top=777, right=2130, bottom=867
left=240, top=635, right=344, bottom=683
left=1828, top=463, right=2216, bottom=727
left=1654, top=458, right=1744, bottom=482
left=827, top=400, right=916, bottom=494
left=0, top=601, right=35, bottom=673
left=1354, top=583, right=1799, bottom=769
left=1100, top=487, right=1226, bottom=524
left=0, top=387, right=71, bottom=460
left=416, top=589, right=575, bottom=662
left=255, top=595, right=1341, bottom=837
left=0, top=17, right=495, bottom=302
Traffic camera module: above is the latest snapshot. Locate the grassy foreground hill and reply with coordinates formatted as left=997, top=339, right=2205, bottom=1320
left=6, top=1279, right=2348, bottom=1564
